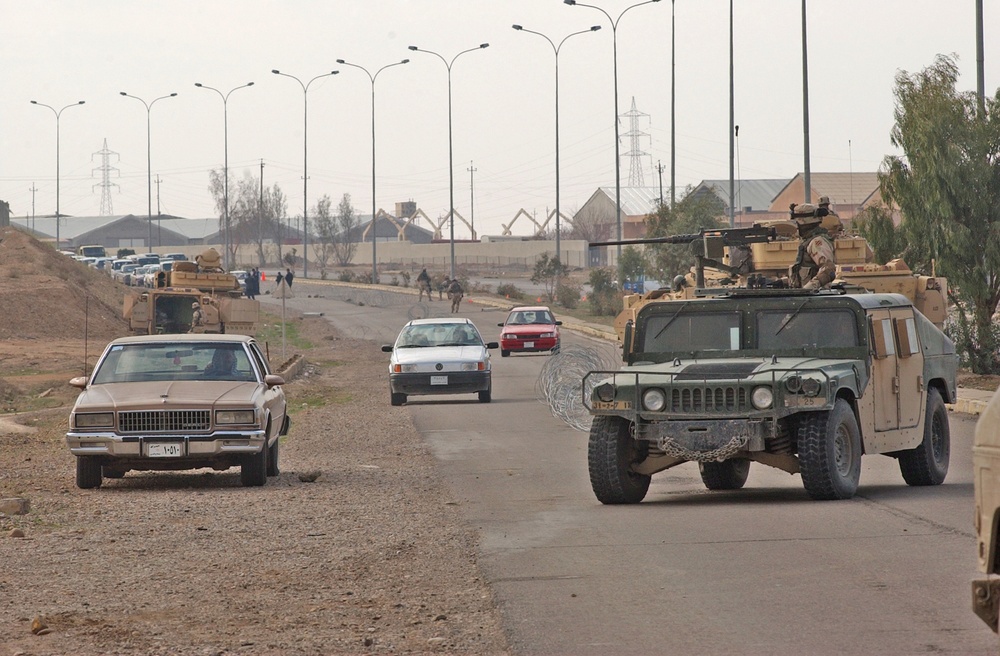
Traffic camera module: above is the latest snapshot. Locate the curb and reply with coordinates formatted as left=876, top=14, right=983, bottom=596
left=948, top=398, right=990, bottom=417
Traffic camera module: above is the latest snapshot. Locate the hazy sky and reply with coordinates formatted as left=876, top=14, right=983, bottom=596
left=2, top=1, right=996, bottom=237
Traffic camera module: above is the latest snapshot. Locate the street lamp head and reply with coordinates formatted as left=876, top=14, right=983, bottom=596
left=271, top=69, right=280, bottom=74
left=591, top=25, right=602, bottom=31
left=77, top=100, right=86, bottom=105
left=512, top=24, right=523, bottom=30
left=408, top=45, right=418, bottom=51
left=30, top=100, right=38, bottom=104
left=401, top=59, right=410, bottom=64
left=169, top=92, right=178, bottom=97
left=194, top=83, right=204, bottom=87
left=479, top=43, right=489, bottom=49
left=336, top=59, right=346, bottom=64
left=246, top=82, right=254, bottom=87
left=564, top=0, right=576, bottom=4
left=119, top=91, right=127, bottom=96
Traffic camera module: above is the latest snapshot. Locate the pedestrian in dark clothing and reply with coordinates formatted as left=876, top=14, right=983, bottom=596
left=276, top=271, right=284, bottom=286
left=285, top=268, right=295, bottom=287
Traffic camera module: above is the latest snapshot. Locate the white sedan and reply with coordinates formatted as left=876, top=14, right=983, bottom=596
left=381, top=318, right=498, bottom=406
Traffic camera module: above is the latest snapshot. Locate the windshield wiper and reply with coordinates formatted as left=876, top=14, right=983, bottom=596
left=653, top=304, right=689, bottom=342
left=775, top=298, right=811, bottom=336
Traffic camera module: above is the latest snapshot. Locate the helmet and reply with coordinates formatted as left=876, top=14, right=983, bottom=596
left=790, top=203, right=823, bottom=224
left=191, top=302, right=200, bottom=309
left=818, top=195, right=831, bottom=206
left=672, top=275, right=688, bottom=291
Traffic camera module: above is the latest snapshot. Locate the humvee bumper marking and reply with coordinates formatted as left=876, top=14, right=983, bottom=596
left=593, top=401, right=631, bottom=411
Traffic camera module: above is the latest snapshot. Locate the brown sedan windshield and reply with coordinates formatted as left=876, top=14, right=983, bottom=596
left=92, top=343, right=256, bottom=383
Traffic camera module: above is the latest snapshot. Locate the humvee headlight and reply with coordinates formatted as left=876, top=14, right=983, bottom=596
left=75, top=412, right=114, bottom=428
left=642, top=388, right=667, bottom=412
left=216, top=410, right=256, bottom=425
left=595, top=383, right=616, bottom=403
left=751, top=386, right=774, bottom=409
left=801, top=378, right=822, bottom=396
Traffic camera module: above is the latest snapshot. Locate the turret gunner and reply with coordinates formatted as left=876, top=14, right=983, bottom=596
left=788, top=203, right=836, bottom=290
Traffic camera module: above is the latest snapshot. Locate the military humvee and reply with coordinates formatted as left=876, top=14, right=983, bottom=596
left=972, top=393, right=1000, bottom=632
left=583, top=287, right=958, bottom=502
left=123, top=248, right=259, bottom=335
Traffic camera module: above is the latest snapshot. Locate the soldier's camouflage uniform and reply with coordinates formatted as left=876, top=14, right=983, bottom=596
left=789, top=226, right=836, bottom=290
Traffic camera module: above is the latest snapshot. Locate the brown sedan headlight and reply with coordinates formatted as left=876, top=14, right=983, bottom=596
left=74, top=412, right=114, bottom=428
left=215, top=410, right=256, bottom=425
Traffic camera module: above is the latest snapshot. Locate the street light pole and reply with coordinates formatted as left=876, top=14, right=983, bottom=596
left=120, top=91, right=177, bottom=252
left=30, top=100, right=85, bottom=251
left=272, top=69, right=338, bottom=280
left=408, top=43, right=489, bottom=281
left=565, top=0, right=661, bottom=268
left=195, top=82, right=255, bottom=270
left=337, top=58, right=409, bottom=284
left=512, top=23, right=600, bottom=267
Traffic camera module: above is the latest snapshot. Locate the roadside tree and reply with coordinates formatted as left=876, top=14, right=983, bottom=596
left=530, top=253, right=569, bottom=303
left=880, top=54, right=1000, bottom=373
left=644, top=192, right=726, bottom=282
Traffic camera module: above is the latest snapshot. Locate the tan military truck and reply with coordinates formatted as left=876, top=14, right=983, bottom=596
left=973, top=393, right=1000, bottom=632
left=123, top=248, right=258, bottom=335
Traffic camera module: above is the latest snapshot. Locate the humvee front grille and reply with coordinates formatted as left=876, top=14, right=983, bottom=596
left=118, top=410, right=211, bottom=433
left=670, top=386, right=749, bottom=413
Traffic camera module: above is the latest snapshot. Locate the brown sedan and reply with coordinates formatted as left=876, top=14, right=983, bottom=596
left=66, top=334, right=288, bottom=488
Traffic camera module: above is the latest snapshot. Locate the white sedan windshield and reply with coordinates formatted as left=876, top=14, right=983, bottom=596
left=397, top=324, right=483, bottom=348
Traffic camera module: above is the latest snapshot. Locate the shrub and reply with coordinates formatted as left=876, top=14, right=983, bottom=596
left=496, top=283, right=524, bottom=300
left=555, top=281, right=581, bottom=309
left=400, top=271, right=411, bottom=288
left=338, top=270, right=353, bottom=282
left=588, top=288, right=623, bottom=316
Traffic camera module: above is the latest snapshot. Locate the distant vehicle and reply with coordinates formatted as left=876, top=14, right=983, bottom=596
left=110, top=259, right=132, bottom=271
left=160, top=252, right=188, bottom=262
left=115, top=264, right=139, bottom=285
left=231, top=270, right=249, bottom=291
left=77, top=245, right=107, bottom=258
left=381, top=318, right=498, bottom=406
left=497, top=305, right=562, bottom=357
left=135, top=254, right=159, bottom=267
left=65, top=333, right=289, bottom=489
left=90, top=257, right=116, bottom=270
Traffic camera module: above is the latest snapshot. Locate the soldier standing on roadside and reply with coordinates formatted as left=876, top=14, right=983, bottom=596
left=190, top=302, right=205, bottom=333
left=447, top=278, right=464, bottom=313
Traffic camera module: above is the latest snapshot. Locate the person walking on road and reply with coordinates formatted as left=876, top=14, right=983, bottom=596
left=447, top=278, right=464, bottom=313
left=285, top=268, right=295, bottom=288
left=417, top=268, right=433, bottom=301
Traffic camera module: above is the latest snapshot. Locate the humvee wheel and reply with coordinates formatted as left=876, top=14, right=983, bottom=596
left=699, top=459, right=751, bottom=490
left=798, top=399, right=862, bottom=500
left=588, top=416, right=650, bottom=504
left=76, top=456, right=103, bottom=489
left=898, top=387, right=950, bottom=486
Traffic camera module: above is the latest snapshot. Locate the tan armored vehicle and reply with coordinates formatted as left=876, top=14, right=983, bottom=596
left=123, top=248, right=259, bottom=335
left=612, top=222, right=949, bottom=341
left=973, top=393, right=1000, bottom=632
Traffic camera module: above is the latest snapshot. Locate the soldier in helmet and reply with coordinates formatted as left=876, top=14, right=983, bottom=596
left=190, top=301, right=205, bottom=333
left=818, top=195, right=844, bottom=235
left=788, top=203, right=836, bottom=290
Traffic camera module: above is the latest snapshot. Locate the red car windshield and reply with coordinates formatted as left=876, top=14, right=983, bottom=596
left=506, top=310, right=554, bottom=326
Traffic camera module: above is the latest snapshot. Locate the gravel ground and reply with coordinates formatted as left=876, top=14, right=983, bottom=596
left=0, top=315, right=511, bottom=655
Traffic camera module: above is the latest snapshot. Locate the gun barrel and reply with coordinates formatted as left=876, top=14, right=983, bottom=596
left=588, top=225, right=776, bottom=249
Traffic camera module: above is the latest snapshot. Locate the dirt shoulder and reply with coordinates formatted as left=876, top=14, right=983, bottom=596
left=0, top=314, right=511, bottom=655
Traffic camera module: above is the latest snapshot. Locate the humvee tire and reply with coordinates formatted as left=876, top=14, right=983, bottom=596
left=240, top=444, right=268, bottom=487
left=798, top=399, right=862, bottom=500
left=588, top=416, right=650, bottom=504
left=898, top=388, right=950, bottom=486
left=76, top=456, right=103, bottom=489
left=699, top=459, right=751, bottom=490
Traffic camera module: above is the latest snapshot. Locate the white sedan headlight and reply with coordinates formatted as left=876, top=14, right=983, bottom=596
left=751, top=386, right=774, bottom=410
left=216, top=410, right=256, bottom=425
left=75, top=412, right=114, bottom=428
left=461, top=361, right=486, bottom=371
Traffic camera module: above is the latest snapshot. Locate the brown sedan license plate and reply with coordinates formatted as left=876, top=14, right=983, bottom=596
left=147, top=442, right=183, bottom=457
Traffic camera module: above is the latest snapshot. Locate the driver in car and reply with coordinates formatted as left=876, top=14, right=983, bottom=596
left=204, top=349, right=240, bottom=378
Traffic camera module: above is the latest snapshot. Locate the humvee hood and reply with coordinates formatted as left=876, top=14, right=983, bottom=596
left=630, top=356, right=860, bottom=378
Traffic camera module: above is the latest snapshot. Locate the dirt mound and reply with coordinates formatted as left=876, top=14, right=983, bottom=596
left=0, top=227, right=129, bottom=342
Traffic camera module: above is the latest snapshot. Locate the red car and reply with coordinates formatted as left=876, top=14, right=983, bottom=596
left=497, top=306, right=561, bottom=357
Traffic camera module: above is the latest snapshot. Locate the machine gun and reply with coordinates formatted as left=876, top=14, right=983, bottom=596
left=590, top=224, right=778, bottom=287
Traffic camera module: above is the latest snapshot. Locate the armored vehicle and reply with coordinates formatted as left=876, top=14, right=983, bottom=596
left=123, top=248, right=258, bottom=335
left=973, top=392, right=1000, bottom=632
left=584, top=287, right=957, bottom=502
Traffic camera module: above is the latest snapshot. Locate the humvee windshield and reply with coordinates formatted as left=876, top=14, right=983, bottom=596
left=639, top=307, right=860, bottom=354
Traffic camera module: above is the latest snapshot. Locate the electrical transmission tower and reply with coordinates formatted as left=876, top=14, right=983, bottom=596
left=621, top=96, right=651, bottom=188
left=92, top=138, right=120, bottom=216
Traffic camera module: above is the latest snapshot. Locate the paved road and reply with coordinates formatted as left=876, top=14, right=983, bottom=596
left=263, top=282, right=997, bottom=655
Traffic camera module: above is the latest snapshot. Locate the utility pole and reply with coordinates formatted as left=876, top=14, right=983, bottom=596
left=29, top=184, right=37, bottom=232
left=656, top=160, right=664, bottom=205
left=155, top=175, right=163, bottom=246
left=259, top=159, right=265, bottom=267
left=467, top=160, right=477, bottom=241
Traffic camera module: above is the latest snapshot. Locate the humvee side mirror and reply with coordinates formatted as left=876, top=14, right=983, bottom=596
left=623, top=320, right=634, bottom=363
